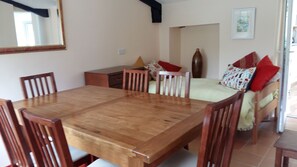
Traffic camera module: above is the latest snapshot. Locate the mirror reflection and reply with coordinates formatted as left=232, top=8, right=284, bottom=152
left=0, top=0, right=65, bottom=53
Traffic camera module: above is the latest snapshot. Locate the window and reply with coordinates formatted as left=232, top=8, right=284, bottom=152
left=14, top=11, right=35, bottom=46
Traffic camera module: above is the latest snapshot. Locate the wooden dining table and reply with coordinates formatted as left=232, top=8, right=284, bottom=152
left=13, top=85, right=210, bottom=167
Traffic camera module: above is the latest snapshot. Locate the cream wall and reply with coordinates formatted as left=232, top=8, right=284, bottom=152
left=0, top=1, right=159, bottom=165
left=169, top=27, right=181, bottom=65
left=180, top=24, right=219, bottom=79
left=0, top=0, right=159, bottom=101
left=0, top=0, right=281, bottom=165
left=159, top=0, right=280, bottom=78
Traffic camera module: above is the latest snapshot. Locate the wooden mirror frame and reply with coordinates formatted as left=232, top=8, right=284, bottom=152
left=0, top=0, right=66, bottom=54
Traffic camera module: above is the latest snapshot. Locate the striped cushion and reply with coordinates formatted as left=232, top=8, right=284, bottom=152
left=233, top=51, right=258, bottom=68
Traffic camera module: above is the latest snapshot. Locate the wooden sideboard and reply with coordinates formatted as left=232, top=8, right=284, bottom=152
left=84, top=66, right=143, bottom=89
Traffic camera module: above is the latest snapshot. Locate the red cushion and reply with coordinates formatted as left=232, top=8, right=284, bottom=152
left=158, top=61, right=182, bottom=72
left=250, top=55, right=280, bottom=91
left=257, top=55, right=274, bottom=68
left=233, top=52, right=259, bottom=68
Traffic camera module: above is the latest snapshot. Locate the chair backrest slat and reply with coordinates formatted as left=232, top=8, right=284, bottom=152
left=198, top=91, right=244, bottom=167
left=123, top=69, right=149, bottom=92
left=21, top=109, right=73, bottom=167
left=156, top=71, right=191, bottom=98
left=0, top=99, right=33, bottom=166
left=20, top=72, right=57, bottom=99
left=139, top=73, right=143, bottom=91
left=44, top=77, right=51, bottom=94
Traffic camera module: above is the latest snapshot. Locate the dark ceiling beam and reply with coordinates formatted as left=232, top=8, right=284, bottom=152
left=1, top=0, right=49, bottom=17
left=139, top=0, right=162, bottom=23
left=139, top=0, right=161, bottom=10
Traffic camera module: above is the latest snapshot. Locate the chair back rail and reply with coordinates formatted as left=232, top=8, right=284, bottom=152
left=0, top=99, right=33, bottom=166
left=20, top=72, right=57, bottom=99
left=21, top=109, right=73, bottom=167
left=198, top=91, right=244, bottom=167
left=123, top=69, right=149, bottom=92
left=156, top=71, right=191, bottom=98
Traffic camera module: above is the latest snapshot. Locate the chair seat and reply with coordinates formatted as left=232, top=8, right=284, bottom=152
left=158, top=149, right=197, bottom=167
left=87, top=149, right=197, bottom=167
left=68, top=145, right=89, bottom=162
left=274, top=130, right=297, bottom=167
left=274, top=130, right=297, bottom=152
left=30, top=145, right=88, bottom=165
left=88, top=159, right=119, bottom=167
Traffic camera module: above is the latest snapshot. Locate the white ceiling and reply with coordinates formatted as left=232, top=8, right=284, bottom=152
left=156, top=0, right=189, bottom=4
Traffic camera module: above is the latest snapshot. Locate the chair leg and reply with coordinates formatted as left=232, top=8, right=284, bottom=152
left=283, top=156, right=289, bottom=167
left=91, top=155, right=99, bottom=162
left=73, top=154, right=93, bottom=167
left=275, top=148, right=282, bottom=167
left=274, top=107, right=278, bottom=122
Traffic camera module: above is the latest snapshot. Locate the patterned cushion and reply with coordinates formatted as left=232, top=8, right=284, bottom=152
left=145, top=61, right=165, bottom=80
left=233, top=52, right=259, bottom=68
left=220, top=65, right=256, bottom=92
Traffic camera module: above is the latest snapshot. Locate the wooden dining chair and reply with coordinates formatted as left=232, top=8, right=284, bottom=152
left=156, top=71, right=191, bottom=150
left=158, top=91, right=244, bottom=167
left=122, top=69, right=149, bottom=92
left=20, top=109, right=93, bottom=167
left=0, top=99, right=33, bottom=166
left=274, top=130, right=297, bottom=167
left=20, top=72, right=57, bottom=99
left=156, top=71, right=191, bottom=98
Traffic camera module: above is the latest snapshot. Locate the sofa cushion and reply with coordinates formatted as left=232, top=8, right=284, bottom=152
left=145, top=61, right=165, bottom=80
left=220, top=65, right=256, bottom=92
left=250, top=55, right=280, bottom=91
left=133, top=56, right=145, bottom=67
left=233, top=51, right=258, bottom=68
left=158, top=60, right=182, bottom=72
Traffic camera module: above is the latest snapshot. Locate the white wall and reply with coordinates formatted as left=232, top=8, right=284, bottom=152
left=159, top=0, right=280, bottom=77
left=0, top=1, right=159, bottom=165
left=180, top=24, right=219, bottom=79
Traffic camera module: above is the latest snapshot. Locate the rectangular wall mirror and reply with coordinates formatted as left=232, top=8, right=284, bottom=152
left=0, top=0, right=65, bottom=54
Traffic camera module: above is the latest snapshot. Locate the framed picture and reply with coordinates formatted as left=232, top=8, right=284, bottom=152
left=232, top=8, right=256, bottom=39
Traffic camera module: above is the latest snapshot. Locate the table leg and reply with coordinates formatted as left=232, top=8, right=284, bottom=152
left=275, top=148, right=282, bottom=167
left=283, top=156, right=289, bottom=167
left=128, top=157, right=146, bottom=167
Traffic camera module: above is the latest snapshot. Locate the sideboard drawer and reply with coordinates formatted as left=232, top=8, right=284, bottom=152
left=108, top=73, right=123, bottom=86
left=111, top=84, right=123, bottom=89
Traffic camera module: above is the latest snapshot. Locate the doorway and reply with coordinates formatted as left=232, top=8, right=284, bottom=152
left=278, top=0, right=297, bottom=132
left=287, top=0, right=297, bottom=118
left=287, top=51, right=297, bottom=118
